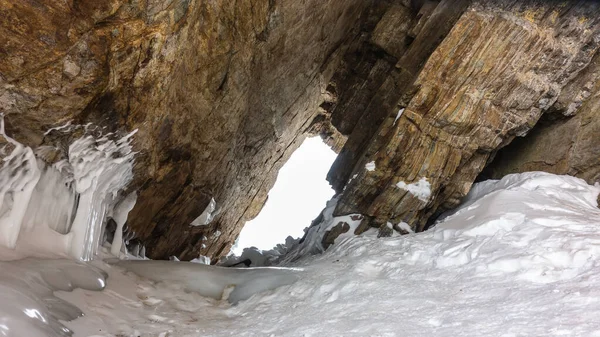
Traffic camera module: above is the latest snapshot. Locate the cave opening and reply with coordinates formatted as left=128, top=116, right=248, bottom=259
left=232, top=137, right=337, bottom=254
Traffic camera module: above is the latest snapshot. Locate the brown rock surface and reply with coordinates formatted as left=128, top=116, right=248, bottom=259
left=327, top=0, right=471, bottom=193
left=481, top=51, right=600, bottom=184
left=322, top=221, right=351, bottom=250
left=332, top=1, right=600, bottom=232
left=3, top=0, right=600, bottom=260
left=1, top=0, right=372, bottom=260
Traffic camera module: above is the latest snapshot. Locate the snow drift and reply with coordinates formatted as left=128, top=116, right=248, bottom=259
left=0, top=119, right=304, bottom=336
left=61, top=172, right=600, bottom=336
left=113, top=260, right=301, bottom=304
left=431, top=172, right=600, bottom=283
left=1, top=109, right=600, bottom=337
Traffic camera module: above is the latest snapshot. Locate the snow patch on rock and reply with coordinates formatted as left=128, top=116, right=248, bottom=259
left=190, top=197, right=217, bottom=227
left=365, top=161, right=376, bottom=172
left=395, top=177, right=431, bottom=202
left=394, top=108, right=405, bottom=125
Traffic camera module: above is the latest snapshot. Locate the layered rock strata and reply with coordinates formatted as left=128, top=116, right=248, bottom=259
left=3, top=0, right=600, bottom=261
left=1, top=0, right=372, bottom=260
left=331, top=1, right=600, bottom=232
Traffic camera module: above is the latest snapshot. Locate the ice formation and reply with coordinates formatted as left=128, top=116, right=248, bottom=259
left=0, top=259, right=107, bottom=337
left=0, top=118, right=41, bottom=249
left=0, top=118, right=136, bottom=260
left=190, top=197, right=217, bottom=227
left=0, top=118, right=136, bottom=335
left=113, top=260, right=301, bottom=304
left=109, top=191, right=138, bottom=256
left=67, top=129, right=137, bottom=260
left=190, top=255, right=211, bottom=265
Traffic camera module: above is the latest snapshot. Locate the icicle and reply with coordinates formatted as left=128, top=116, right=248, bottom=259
left=110, top=191, right=137, bottom=256
left=22, top=163, right=77, bottom=235
left=67, top=131, right=137, bottom=260
left=139, top=245, right=146, bottom=259
left=0, top=117, right=41, bottom=248
left=0, top=116, right=137, bottom=261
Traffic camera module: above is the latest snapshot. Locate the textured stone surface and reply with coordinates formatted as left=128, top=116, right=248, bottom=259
left=333, top=0, right=600, bottom=232
left=481, top=50, right=600, bottom=184
left=4, top=0, right=600, bottom=261
left=322, top=221, right=350, bottom=250
left=327, top=0, right=471, bottom=193
left=370, top=4, right=414, bottom=59
left=1, top=0, right=371, bottom=260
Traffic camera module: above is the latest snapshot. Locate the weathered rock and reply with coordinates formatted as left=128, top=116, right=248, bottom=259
left=4, top=0, right=600, bottom=261
left=353, top=215, right=372, bottom=235
left=1, top=0, right=372, bottom=260
left=481, top=51, right=600, bottom=184
left=327, top=0, right=471, bottom=193
left=377, top=223, right=393, bottom=238
left=370, top=4, right=414, bottom=59
left=333, top=0, right=600, bottom=232
left=322, top=221, right=351, bottom=250
left=392, top=223, right=410, bottom=236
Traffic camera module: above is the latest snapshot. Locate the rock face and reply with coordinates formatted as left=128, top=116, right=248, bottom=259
left=480, top=51, right=600, bottom=185
left=1, top=0, right=371, bottom=260
left=329, top=0, right=600, bottom=233
left=2, top=0, right=600, bottom=261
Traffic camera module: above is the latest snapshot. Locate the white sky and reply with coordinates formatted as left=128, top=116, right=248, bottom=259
left=233, top=137, right=337, bottom=254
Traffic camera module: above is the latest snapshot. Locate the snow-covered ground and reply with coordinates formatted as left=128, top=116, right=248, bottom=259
left=0, top=119, right=598, bottom=336
left=51, top=172, right=600, bottom=336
